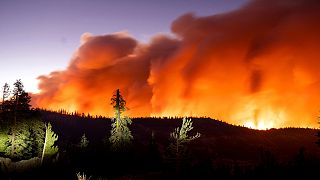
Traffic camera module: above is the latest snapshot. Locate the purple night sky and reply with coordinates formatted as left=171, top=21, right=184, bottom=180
left=0, top=0, right=247, bottom=93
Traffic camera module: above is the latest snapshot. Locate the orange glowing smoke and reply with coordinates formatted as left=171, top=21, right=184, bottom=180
left=32, top=0, right=320, bottom=129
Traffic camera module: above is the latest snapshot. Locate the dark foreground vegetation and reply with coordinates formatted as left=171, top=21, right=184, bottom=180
left=1, top=110, right=320, bottom=179
left=1, top=81, right=320, bottom=179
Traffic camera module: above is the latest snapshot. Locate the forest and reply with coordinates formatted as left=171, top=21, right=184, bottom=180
left=1, top=80, right=320, bottom=179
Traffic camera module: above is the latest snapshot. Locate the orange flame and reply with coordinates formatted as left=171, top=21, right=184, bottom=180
left=32, top=0, right=320, bottom=129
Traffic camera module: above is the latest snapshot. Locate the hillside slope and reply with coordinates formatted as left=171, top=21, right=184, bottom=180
left=41, top=110, right=320, bottom=163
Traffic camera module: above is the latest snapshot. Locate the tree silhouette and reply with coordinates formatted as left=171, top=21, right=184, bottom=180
left=41, top=122, right=58, bottom=165
left=1, top=83, right=11, bottom=127
left=79, top=133, right=89, bottom=148
left=0, top=80, right=43, bottom=160
left=0, top=83, right=10, bottom=152
left=0, top=127, right=9, bottom=154
left=147, top=131, right=161, bottom=169
left=12, top=80, right=31, bottom=113
left=167, top=118, right=201, bottom=177
left=30, top=119, right=45, bottom=157
left=169, top=118, right=201, bottom=153
left=10, top=79, right=32, bottom=157
left=1, top=83, right=10, bottom=111
left=4, top=119, right=44, bottom=160
left=111, top=89, right=126, bottom=120
left=6, top=122, right=33, bottom=159
left=109, top=89, right=133, bottom=151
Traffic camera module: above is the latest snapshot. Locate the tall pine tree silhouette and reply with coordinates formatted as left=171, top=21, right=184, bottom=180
left=109, top=89, right=133, bottom=151
left=1, top=83, right=10, bottom=111
left=167, top=118, right=201, bottom=177
left=10, top=79, right=31, bottom=157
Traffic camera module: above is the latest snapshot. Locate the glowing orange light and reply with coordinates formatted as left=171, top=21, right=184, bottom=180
left=32, top=0, right=320, bottom=129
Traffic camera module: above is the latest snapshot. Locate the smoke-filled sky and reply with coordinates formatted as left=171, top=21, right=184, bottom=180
left=0, top=0, right=246, bottom=93
left=2, top=0, right=320, bottom=129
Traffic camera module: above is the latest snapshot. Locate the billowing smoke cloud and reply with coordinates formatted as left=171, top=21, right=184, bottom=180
left=33, top=0, right=320, bottom=128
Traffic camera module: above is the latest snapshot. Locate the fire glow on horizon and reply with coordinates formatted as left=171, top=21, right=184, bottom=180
left=32, top=0, right=320, bottom=129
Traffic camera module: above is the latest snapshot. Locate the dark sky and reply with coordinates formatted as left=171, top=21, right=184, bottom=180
left=0, top=0, right=247, bottom=92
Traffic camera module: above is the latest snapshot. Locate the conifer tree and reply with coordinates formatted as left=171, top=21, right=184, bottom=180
left=109, top=89, right=133, bottom=151
left=30, top=119, right=45, bottom=157
left=167, top=118, right=201, bottom=176
left=1, top=83, right=10, bottom=111
left=5, top=122, right=31, bottom=159
left=169, top=118, right=201, bottom=153
left=79, top=133, right=89, bottom=148
left=148, top=131, right=161, bottom=168
left=1, top=80, right=44, bottom=160
left=4, top=119, right=44, bottom=160
left=0, top=83, right=10, bottom=153
left=10, top=79, right=31, bottom=157
left=11, top=123, right=34, bottom=159
left=0, top=130, right=8, bottom=154
left=41, top=123, right=58, bottom=165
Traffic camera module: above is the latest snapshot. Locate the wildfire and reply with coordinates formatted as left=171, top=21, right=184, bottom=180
left=32, top=0, right=320, bottom=129
left=242, top=109, right=281, bottom=130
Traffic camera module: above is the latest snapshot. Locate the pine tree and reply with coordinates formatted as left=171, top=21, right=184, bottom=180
left=1, top=83, right=10, bottom=111
left=109, top=89, right=133, bottom=151
left=10, top=79, right=32, bottom=157
left=79, top=133, right=89, bottom=148
left=0, top=83, right=10, bottom=152
left=5, top=122, right=33, bottom=160
left=169, top=118, right=201, bottom=153
left=0, top=129, right=8, bottom=154
left=167, top=118, right=201, bottom=176
left=41, top=122, right=58, bottom=165
left=1, top=83, right=11, bottom=128
left=1, top=80, right=44, bottom=160
left=29, top=119, right=45, bottom=157
left=13, top=123, right=34, bottom=159
left=148, top=131, right=161, bottom=169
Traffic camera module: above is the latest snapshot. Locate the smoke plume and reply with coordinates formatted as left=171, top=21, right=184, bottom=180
left=33, top=0, right=320, bottom=129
